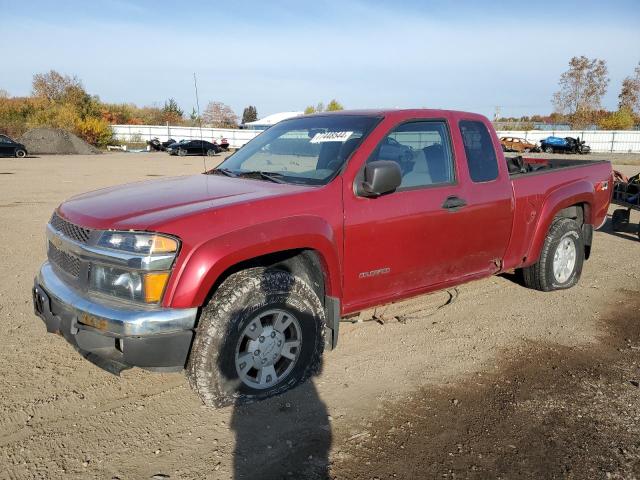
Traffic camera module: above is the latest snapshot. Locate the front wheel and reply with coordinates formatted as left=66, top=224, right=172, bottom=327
left=206, top=149, right=217, bottom=156
left=544, top=146, right=554, bottom=154
left=521, top=217, right=584, bottom=291
left=187, top=268, right=325, bottom=407
left=178, top=148, right=187, bottom=156
left=15, top=149, right=27, bottom=158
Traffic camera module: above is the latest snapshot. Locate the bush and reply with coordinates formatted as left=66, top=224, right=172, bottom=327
left=74, top=117, right=114, bottom=147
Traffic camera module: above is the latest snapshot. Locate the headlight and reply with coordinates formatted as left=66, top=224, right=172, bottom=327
left=98, top=231, right=179, bottom=255
left=90, top=265, right=170, bottom=304
left=90, top=231, right=179, bottom=304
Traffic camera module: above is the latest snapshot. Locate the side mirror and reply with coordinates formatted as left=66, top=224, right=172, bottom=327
left=357, top=160, right=402, bottom=197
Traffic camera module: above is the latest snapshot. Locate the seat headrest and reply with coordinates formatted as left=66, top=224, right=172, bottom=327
left=412, top=150, right=428, bottom=173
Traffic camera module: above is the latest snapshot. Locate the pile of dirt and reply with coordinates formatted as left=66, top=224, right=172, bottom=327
left=19, top=128, right=101, bottom=155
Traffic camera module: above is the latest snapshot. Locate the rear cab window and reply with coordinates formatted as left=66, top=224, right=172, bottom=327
left=459, top=120, right=499, bottom=182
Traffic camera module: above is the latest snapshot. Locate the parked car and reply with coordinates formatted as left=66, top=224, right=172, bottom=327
left=500, top=136, right=539, bottom=153
left=33, top=109, right=612, bottom=407
left=540, top=136, right=591, bottom=154
left=147, top=137, right=176, bottom=151
left=166, top=139, right=221, bottom=156
left=0, top=134, right=28, bottom=158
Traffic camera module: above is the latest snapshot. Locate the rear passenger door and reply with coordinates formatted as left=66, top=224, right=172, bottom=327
left=453, top=119, right=513, bottom=275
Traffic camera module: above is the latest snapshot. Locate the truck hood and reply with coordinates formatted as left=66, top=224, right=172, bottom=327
left=58, top=174, right=309, bottom=230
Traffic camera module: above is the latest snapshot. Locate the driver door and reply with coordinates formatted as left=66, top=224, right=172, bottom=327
left=342, top=119, right=468, bottom=311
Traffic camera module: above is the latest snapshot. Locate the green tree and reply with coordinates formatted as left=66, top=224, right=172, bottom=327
left=241, top=105, right=258, bottom=124
left=162, top=98, right=184, bottom=123
left=326, top=99, right=344, bottom=111
left=304, top=105, right=316, bottom=114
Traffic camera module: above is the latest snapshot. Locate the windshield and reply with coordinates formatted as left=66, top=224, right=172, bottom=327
left=215, top=115, right=380, bottom=185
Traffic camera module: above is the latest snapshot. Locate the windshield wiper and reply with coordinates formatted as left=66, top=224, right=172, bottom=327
left=207, top=168, right=238, bottom=177
left=235, top=170, right=287, bottom=184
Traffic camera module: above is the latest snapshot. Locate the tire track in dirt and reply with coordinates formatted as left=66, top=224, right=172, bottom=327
left=331, top=290, right=640, bottom=479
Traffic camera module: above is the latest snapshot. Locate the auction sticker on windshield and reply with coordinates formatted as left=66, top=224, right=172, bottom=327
left=309, top=131, right=353, bottom=143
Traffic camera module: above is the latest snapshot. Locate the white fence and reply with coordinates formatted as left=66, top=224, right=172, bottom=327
left=495, top=130, right=640, bottom=153
left=111, top=125, right=260, bottom=149
left=111, top=124, right=640, bottom=153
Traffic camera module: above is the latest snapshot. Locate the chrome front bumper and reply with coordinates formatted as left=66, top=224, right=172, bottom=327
left=33, top=262, right=198, bottom=373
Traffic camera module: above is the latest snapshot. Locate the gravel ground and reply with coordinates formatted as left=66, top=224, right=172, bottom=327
left=0, top=152, right=638, bottom=479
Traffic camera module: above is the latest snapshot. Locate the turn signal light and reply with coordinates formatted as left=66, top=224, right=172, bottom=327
left=144, top=272, right=170, bottom=303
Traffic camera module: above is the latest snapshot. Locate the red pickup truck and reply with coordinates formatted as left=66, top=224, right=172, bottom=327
left=33, top=109, right=612, bottom=406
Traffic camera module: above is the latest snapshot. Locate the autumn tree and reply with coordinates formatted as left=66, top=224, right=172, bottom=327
left=0, top=89, right=9, bottom=98
left=619, top=62, right=640, bottom=114
left=553, top=56, right=609, bottom=128
left=32, top=70, right=85, bottom=102
left=203, top=101, right=238, bottom=128
left=304, top=100, right=344, bottom=114
left=326, top=99, right=344, bottom=111
left=598, top=107, right=635, bottom=130
left=241, top=105, right=258, bottom=124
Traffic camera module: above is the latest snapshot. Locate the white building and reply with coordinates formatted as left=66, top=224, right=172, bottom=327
left=244, top=111, right=304, bottom=130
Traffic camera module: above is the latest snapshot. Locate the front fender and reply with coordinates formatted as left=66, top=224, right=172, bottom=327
left=524, top=180, right=594, bottom=265
left=164, top=215, right=342, bottom=308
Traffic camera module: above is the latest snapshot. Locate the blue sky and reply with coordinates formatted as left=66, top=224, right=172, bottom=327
left=1, top=0, right=639, bottom=119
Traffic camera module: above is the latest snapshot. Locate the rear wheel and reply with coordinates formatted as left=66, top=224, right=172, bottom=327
left=522, top=217, right=584, bottom=291
left=187, top=268, right=325, bottom=407
left=611, top=208, right=630, bottom=232
left=15, top=149, right=26, bottom=158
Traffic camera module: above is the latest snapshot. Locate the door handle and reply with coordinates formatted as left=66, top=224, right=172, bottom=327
left=442, top=196, right=467, bottom=211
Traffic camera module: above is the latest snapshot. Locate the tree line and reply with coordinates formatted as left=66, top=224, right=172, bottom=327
left=498, top=56, right=640, bottom=130
left=0, top=71, right=348, bottom=146
left=2, top=61, right=638, bottom=147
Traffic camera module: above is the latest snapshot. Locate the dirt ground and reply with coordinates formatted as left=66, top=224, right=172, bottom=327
left=0, top=152, right=639, bottom=480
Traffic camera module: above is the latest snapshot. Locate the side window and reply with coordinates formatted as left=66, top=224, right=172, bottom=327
left=459, top=120, right=499, bottom=182
left=0, top=135, right=9, bottom=143
left=368, top=121, right=454, bottom=189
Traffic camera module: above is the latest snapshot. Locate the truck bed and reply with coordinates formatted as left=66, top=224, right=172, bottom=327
left=502, top=157, right=612, bottom=270
left=507, top=156, right=609, bottom=178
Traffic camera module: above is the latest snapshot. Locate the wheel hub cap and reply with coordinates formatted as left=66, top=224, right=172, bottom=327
left=235, top=309, right=302, bottom=390
left=553, top=236, right=576, bottom=283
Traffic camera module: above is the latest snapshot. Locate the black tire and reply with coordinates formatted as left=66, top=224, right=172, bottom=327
left=611, top=209, right=630, bottom=232
left=178, top=148, right=187, bottom=157
left=522, top=217, right=584, bottom=292
left=544, top=146, right=554, bottom=154
left=206, top=149, right=216, bottom=157
left=187, top=267, right=325, bottom=407
left=524, top=148, right=531, bottom=153
left=15, top=149, right=27, bottom=158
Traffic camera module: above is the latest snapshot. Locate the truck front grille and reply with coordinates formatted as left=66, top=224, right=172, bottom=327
left=48, top=241, right=81, bottom=278
left=50, top=213, right=92, bottom=244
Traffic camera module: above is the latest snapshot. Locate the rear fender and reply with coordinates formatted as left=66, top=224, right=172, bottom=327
left=524, top=180, right=594, bottom=265
left=165, top=216, right=341, bottom=308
